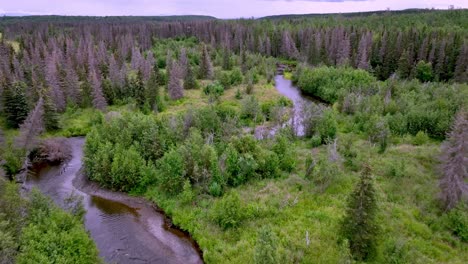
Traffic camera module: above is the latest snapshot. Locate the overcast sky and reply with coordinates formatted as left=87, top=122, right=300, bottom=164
left=1, top=0, right=467, bottom=18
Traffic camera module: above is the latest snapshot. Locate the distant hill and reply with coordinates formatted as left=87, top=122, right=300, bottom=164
left=258, top=8, right=452, bottom=20
left=0, top=15, right=217, bottom=24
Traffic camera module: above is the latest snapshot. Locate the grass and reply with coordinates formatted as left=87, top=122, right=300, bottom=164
left=144, top=131, right=467, bottom=263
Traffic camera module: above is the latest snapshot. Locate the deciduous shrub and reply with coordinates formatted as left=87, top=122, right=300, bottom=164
left=212, top=191, right=244, bottom=230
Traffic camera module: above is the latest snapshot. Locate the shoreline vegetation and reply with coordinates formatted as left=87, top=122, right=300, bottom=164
left=1, top=8, right=467, bottom=263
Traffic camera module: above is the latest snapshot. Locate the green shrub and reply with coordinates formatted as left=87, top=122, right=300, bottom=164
left=203, top=81, right=224, bottom=98
left=254, top=226, right=279, bottom=264
left=230, top=68, right=243, bottom=86
left=447, top=205, right=468, bottom=242
left=412, top=131, right=429, bottom=146
left=296, top=66, right=376, bottom=103
left=156, top=148, right=186, bottom=195
left=272, top=135, right=296, bottom=172
left=209, top=181, right=223, bottom=197
left=317, top=110, right=338, bottom=143
left=415, top=60, right=433, bottom=82
left=212, top=191, right=244, bottom=230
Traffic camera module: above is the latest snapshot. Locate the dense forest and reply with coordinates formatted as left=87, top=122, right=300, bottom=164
left=0, top=8, right=467, bottom=263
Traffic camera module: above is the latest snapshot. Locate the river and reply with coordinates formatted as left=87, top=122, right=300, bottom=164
left=26, top=137, right=203, bottom=264
left=24, top=75, right=315, bottom=264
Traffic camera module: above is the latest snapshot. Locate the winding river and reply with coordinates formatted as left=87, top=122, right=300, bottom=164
left=24, top=74, right=314, bottom=264
left=26, top=138, right=203, bottom=264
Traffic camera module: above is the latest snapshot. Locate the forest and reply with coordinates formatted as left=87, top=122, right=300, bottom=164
left=0, top=8, right=467, bottom=264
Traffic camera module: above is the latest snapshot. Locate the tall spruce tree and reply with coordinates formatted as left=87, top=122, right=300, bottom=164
left=134, top=70, right=146, bottom=110
left=199, top=44, right=213, bottom=79
left=184, top=66, right=197, bottom=90
left=146, top=66, right=161, bottom=112
left=340, top=165, right=379, bottom=261
left=439, top=110, right=468, bottom=211
left=2, top=81, right=29, bottom=128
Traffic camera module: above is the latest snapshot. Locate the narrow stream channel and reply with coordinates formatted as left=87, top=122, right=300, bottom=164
left=26, top=137, right=203, bottom=264
left=274, top=75, right=324, bottom=136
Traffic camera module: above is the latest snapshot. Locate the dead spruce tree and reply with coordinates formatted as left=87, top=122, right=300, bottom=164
left=15, top=98, right=44, bottom=151
left=168, top=63, right=184, bottom=100
left=439, top=110, right=468, bottom=211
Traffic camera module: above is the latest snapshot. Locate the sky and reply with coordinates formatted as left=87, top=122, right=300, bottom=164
left=0, top=0, right=467, bottom=18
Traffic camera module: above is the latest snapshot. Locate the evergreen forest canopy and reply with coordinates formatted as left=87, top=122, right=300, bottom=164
left=0, top=8, right=467, bottom=264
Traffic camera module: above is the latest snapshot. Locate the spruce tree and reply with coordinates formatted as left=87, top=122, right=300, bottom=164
left=199, top=44, right=213, bottom=79
left=2, top=81, right=29, bottom=128
left=146, top=67, right=161, bottom=112
left=43, top=96, right=60, bottom=131
left=15, top=97, right=44, bottom=151
left=222, top=46, right=232, bottom=70
left=134, top=70, right=146, bottom=110
left=439, top=110, right=468, bottom=211
left=169, top=63, right=184, bottom=100
left=340, top=165, right=379, bottom=261
left=184, top=66, right=197, bottom=90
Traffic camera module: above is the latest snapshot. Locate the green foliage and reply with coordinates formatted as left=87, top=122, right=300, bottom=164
left=180, top=180, right=195, bottom=204
left=203, top=81, right=224, bottom=98
left=110, top=144, right=147, bottom=192
left=2, top=81, right=29, bottom=128
left=0, top=180, right=99, bottom=264
left=43, top=97, right=60, bottom=131
left=241, top=96, right=261, bottom=121
left=415, top=60, right=434, bottom=82
left=156, top=148, right=186, bottom=195
left=17, top=189, right=100, bottom=264
left=212, top=191, right=244, bottom=230
left=447, top=204, right=468, bottom=242
left=230, top=68, right=243, bottom=86
left=2, top=144, right=24, bottom=176
left=254, top=226, right=279, bottom=264
left=340, top=165, right=379, bottom=261
left=412, top=131, right=430, bottom=145
left=184, top=66, right=198, bottom=90
left=317, top=110, right=338, bottom=143
left=272, top=135, right=295, bottom=172
left=296, top=66, right=376, bottom=103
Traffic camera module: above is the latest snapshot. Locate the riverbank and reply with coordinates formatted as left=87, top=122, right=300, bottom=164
left=26, top=137, right=203, bottom=264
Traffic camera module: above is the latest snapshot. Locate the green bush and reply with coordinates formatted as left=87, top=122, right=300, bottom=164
left=203, top=81, right=224, bottom=98
left=447, top=205, right=468, bottom=242
left=212, top=192, right=244, bottom=230
left=156, top=148, right=186, bottom=195
left=412, top=131, right=430, bottom=146
left=296, top=66, right=376, bottom=103
left=317, top=110, right=338, bottom=143
left=415, top=60, right=433, bottom=82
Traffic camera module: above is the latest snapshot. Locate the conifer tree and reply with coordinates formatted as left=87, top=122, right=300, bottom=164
left=454, top=43, right=468, bottom=83
left=222, top=46, right=232, bottom=70
left=397, top=49, right=412, bottom=79
left=134, top=70, right=146, bottom=110
left=43, top=95, right=60, bottom=131
left=169, top=63, right=184, bottom=100
left=90, top=70, right=107, bottom=111
left=15, top=97, right=44, bottom=151
left=340, top=165, right=379, bottom=261
left=184, top=65, right=197, bottom=90
left=2, top=81, right=29, bottom=128
left=439, top=110, right=468, bottom=211
left=199, top=44, right=213, bottom=79
left=146, top=66, right=161, bottom=112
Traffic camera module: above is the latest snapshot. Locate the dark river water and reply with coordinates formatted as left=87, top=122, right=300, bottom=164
left=26, top=137, right=202, bottom=264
